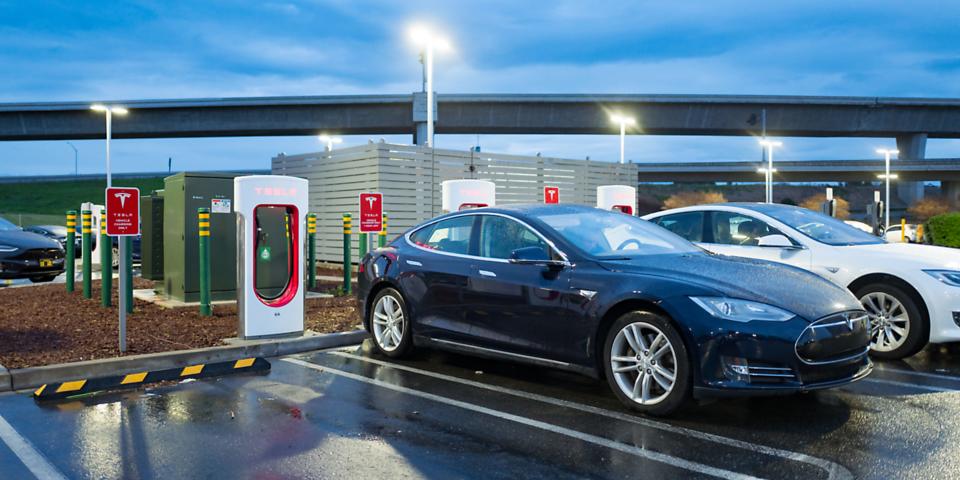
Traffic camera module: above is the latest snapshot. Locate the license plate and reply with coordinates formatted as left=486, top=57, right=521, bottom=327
left=39, top=259, right=53, bottom=267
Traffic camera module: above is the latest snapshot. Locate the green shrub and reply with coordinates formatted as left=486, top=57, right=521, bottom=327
left=926, top=212, right=960, bottom=247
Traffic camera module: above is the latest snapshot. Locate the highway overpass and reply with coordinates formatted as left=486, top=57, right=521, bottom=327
left=636, top=158, right=960, bottom=183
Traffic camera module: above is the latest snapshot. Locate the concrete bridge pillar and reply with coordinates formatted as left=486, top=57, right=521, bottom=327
left=942, top=181, right=960, bottom=209
left=896, top=133, right=928, bottom=207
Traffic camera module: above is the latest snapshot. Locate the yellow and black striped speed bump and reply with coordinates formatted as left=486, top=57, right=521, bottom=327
left=33, top=357, right=270, bottom=402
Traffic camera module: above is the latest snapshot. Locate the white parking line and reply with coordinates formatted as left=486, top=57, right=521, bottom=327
left=322, top=351, right=852, bottom=480
left=0, top=413, right=67, bottom=480
left=282, top=357, right=759, bottom=480
left=859, top=378, right=956, bottom=393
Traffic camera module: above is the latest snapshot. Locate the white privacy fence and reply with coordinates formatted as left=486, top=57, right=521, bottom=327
left=272, top=142, right=638, bottom=263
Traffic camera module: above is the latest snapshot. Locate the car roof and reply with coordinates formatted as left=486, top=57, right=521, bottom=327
left=647, top=202, right=809, bottom=216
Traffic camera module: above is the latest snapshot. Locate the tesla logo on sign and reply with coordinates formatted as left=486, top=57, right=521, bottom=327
left=544, top=186, right=559, bottom=204
left=105, top=187, right=140, bottom=236
left=359, top=192, right=383, bottom=233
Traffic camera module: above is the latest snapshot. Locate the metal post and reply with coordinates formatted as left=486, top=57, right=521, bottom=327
left=65, top=210, right=76, bottom=292
left=118, top=231, right=127, bottom=352
left=100, top=210, right=111, bottom=307
left=379, top=213, right=388, bottom=248
left=81, top=210, right=92, bottom=298
left=885, top=151, right=892, bottom=230
left=124, top=236, right=133, bottom=313
left=426, top=44, right=434, bottom=147
left=198, top=208, right=211, bottom=316
left=619, top=122, right=626, bottom=164
left=307, top=213, right=316, bottom=289
left=767, top=145, right=774, bottom=203
left=343, top=213, right=352, bottom=294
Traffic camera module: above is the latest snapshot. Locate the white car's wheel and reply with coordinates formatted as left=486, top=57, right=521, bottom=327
left=856, top=283, right=927, bottom=360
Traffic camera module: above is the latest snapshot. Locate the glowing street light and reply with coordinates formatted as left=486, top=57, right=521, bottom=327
left=876, top=148, right=899, bottom=229
left=759, top=140, right=782, bottom=203
left=409, top=25, right=452, bottom=148
left=610, top=114, right=636, bottom=164
left=318, top=135, right=343, bottom=152
left=90, top=104, right=129, bottom=188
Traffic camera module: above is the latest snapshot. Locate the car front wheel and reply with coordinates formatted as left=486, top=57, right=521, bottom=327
left=856, top=283, right=927, bottom=360
left=603, top=311, right=690, bottom=416
left=369, top=288, right=413, bottom=358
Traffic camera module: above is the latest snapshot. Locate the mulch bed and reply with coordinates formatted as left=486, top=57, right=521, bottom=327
left=0, top=279, right=361, bottom=369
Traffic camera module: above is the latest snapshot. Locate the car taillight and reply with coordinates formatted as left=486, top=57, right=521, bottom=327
left=358, top=262, right=365, bottom=273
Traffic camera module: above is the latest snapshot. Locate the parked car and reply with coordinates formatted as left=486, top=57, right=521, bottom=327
left=883, top=224, right=917, bottom=243
left=24, top=224, right=82, bottom=256
left=844, top=220, right=875, bottom=235
left=645, top=203, right=960, bottom=359
left=0, top=217, right=65, bottom=282
left=109, top=235, right=142, bottom=268
left=357, top=204, right=871, bottom=415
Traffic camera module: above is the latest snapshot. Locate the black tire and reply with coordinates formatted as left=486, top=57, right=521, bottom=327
left=368, top=288, right=413, bottom=358
left=29, top=275, right=58, bottom=283
left=854, top=283, right=927, bottom=360
left=603, top=311, right=691, bottom=416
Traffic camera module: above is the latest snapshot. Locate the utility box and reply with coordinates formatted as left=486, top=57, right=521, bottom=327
left=140, top=190, right=165, bottom=281
left=163, top=172, right=239, bottom=302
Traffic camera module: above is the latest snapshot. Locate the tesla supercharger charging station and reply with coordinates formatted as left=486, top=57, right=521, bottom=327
left=234, top=175, right=309, bottom=339
left=441, top=179, right=496, bottom=213
left=597, top=185, right=637, bottom=215
left=81, top=202, right=105, bottom=264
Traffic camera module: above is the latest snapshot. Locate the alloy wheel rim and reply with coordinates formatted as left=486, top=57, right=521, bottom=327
left=372, top=295, right=404, bottom=352
left=860, top=291, right=910, bottom=352
left=610, top=322, right=677, bottom=406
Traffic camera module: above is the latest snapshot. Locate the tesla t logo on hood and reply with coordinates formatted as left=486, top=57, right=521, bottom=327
left=114, top=192, right=132, bottom=208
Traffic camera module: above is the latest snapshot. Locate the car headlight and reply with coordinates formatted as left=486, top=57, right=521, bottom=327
left=923, top=270, right=960, bottom=287
left=0, top=245, right=18, bottom=253
left=690, top=296, right=796, bottom=322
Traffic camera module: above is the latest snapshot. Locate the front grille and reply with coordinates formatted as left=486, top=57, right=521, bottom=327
left=796, top=312, right=870, bottom=364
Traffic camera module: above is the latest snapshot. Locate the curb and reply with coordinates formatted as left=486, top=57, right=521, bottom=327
left=0, top=362, right=9, bottom=393
left=4, top=329, right=368, bottom=393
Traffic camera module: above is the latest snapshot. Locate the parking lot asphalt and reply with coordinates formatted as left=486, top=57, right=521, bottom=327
left=1, top=341, right=960, bottom=479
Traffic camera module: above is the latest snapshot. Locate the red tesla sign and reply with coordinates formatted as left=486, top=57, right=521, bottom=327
left=359, top=192, right=383, bottom=233
left=544, top=186, right=560, bottom=204
left=105, top=187, right=140, bottom=236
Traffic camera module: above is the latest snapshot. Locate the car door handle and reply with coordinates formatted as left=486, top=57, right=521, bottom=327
left=478, top=269, right=497, bottom=278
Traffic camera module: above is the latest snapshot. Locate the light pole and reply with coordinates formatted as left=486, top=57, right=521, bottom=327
left=410, top=26, right=451, bottom=148
left=91, top=104, right=129, bottom=352
left=877, top=148, right=899, bottom=229
left=318, top=135, right=342, bottom=152
left=759, top=140, right=782, bottom=203
left=66, top=141, right=79, bottom=176
left=610, top=115, right=636, bottom=164
left=90, top=104, right=128, bottom=187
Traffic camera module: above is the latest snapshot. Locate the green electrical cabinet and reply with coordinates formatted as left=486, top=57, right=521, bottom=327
left=163, top=172, right=239, bottom=302
left=140, top=190, right=164, bottom=281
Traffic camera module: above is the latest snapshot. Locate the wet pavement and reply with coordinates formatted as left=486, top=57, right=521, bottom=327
left=2, top=341, right=960, bottom=479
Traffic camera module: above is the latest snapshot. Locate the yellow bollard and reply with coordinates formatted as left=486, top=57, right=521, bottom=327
left=917, top=224, right=924, bottom=244
left=901, top=218, right=906, bottom=243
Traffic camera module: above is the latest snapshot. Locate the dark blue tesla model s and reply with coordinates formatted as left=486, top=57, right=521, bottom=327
left=357, top=204, right=872, bottom=415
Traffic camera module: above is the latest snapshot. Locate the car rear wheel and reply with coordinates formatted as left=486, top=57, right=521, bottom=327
left=603, top=311, right=690, bottom=416
left=370, top=288, right=413, bottom=358
left=856, top=283, right=927, bottom=360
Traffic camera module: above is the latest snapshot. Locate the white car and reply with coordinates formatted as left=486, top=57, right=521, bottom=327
left=883, top=224, right=917, bottom=243
left=644, top=203, right=960, bottom=359
left=844, top=220, right=875, bottom=234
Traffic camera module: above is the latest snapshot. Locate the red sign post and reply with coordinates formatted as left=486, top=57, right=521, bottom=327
left=359, top=192, right=384, bottom=233
left=105, top=187, right=140, bottom=236
left=544, top=186, right=560, bottom=204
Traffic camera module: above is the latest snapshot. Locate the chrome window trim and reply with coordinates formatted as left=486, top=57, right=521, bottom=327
left=404, top=211, right=571, bottom=265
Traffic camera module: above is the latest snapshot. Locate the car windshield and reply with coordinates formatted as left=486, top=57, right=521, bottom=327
left=0, top=217, right=19, bottom=231
left=757, top=206, right=883, bottom=246
left=535, top=209, right=700, bottom=258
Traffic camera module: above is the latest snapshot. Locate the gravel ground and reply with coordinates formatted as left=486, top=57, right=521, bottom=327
left=0, top=279, right=361, bottom=369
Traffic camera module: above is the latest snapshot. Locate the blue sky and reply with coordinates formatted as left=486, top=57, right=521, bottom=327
left=2, top=0, right=960, bottom=175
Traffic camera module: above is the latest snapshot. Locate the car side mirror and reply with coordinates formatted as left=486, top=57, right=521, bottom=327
left=756, top=234, right=796, bottom=248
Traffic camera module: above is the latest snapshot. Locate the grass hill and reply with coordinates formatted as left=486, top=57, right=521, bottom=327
left=0, top=177, right=164, bottom=226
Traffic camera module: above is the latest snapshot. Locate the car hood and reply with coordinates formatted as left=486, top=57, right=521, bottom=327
left=598, top=253, right=861, bottom=321
left=842, top=242, right=960, bottom=269
left=0, top=230, right=62, bottom=249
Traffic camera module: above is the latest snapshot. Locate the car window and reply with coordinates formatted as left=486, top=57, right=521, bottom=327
left=478, top=215, right=552, bottom=260
left=537, top=209, right=700, bottom=258
left=652, top=212, right=703, bottom=242
left=409, top=215, right=475, bottom=255
left=711, top=211, right=786, bottom=246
